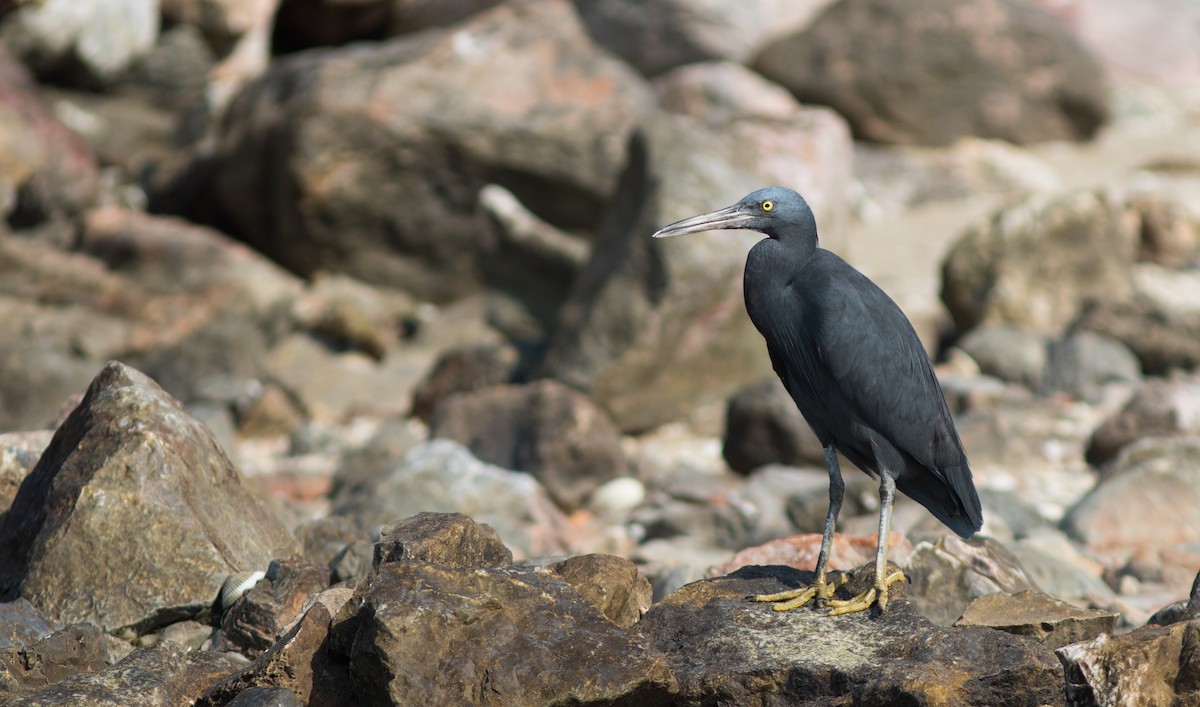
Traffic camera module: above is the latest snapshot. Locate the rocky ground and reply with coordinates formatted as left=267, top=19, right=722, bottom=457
left=1, top=0, right=1199, bottom=704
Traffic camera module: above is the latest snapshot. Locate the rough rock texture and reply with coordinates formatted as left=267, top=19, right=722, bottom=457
left=329, top=439, right=570, bottom=559
left=216, top=558, right=331, bottom=658
left=549, top=554, right=652, bottom=629
left=372, top=512, right=513, bottom=570
left=955, top=590, right=1118, bottom=649
left=942, top=189, right=1137, bottom=337
left=755, top=0, right=1109, bottom=146
left=428, top=380, right=628, bottom=511
left=1058, top=618, right=1200, bottom=706
left=905, top=535, right=1041, bottom=626
left=571, top=0, right=832, bottom=76
left=8, top=639, right=242, bottom=707
left=0, top=432, right=53, bottom=514
left=163, top=0, right=650, bottom=303
left=1062, top=437, right=1200, bottom=554
left=722, top=377, right=827, bottom=474
left=0, top=623, right=116, bottom=698
left=639, top=565, right=1065, bottom=704
left=0, top=599, right=59, bottom=650
left=1086, top=374, right=1200, bottom=467
left=328, top=561, right=676, bottom=705
left=0, top=362, right=299, bottom=635
left=539, top=64, right=853, bottom=431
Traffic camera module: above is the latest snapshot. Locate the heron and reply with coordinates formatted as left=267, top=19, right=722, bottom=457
left=653, top=186, right=983, bottom=615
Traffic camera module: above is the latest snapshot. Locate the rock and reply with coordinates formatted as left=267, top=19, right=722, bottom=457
left=955, top=590, right=1118, bottom=649
left=162, top=0, right=650, bottom=303
left=0, top=431, right=53, bottom=513
left=272, top=0, right=500, bottom=50
left=955, top=325, right=1048, bottom=390
left=755, top=0, right=1108, bottom=146
left=0, top=623, right=117, bottom=698
left=1075, top=292, right=1200, bottom=376
left=330, top=439, right=570, bottom=559
left=215, top=558, right=331, bottom=658
left=585, top=476, right=647, bottom=518
left=1149, top=571, right=1200, bottom=627
left=0, top=47, right=98, bottom=226
left=549, top=554, right=652, bottom=628
left=198, top=601, right=347, bottom=707
left=572, top=0, right=832, bottom=76
left=1057, top=618, right=1200, bottom=706
left=327, top=561, right=676, bottom=705
left=905, top=535, right=1040, bottom=626
left=942, top=189, right=1138, bottom=337
left=428, top=380, right=628, bottom=511
left=712, top=532, right=914, bottom=578
left=291, top=273, right=417, bottom=363
left=1008, top=529, right=1118, bottom=611
left=329, top=540, right=374, bottom=586
left=224, top=686, right=304, bottom=707
left=1086, top=374, right=1200, bottom=467
left=1040, top=329, right=1142, bottom=403
left=0, top=362, right=299, bottom=636
left=9, top=639, right=242, bottom=707
left=410, top=345, right=518, bottom=424
left=372, top=512, right=513, bottom=570
left=294, top=516, right=363, bottom=568
left=0, top=599, right=59, bottom=650
left=639, top=565, right=1064, bottom=704
left=1062, top=437, right=1200, bottom=555
left=539, top=74, right=852, bottom=432
left=722, top=378, right=827, bottom=474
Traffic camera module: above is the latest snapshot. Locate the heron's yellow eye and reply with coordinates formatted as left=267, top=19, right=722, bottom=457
left=762, top=200, right=774, bottom=212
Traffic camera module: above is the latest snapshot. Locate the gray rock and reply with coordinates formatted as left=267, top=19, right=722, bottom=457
left=722, top=378, right=827, bottom=474
left=905, top=535, right=1040, bottom=626
left=372, top=512, right=513, bottom=570
left=1086, top=374, right=1200, bottom=467
left=330, top=439, right=570, bottom=559
left=955, top=590, right=1118, bottom=650
left=1041, top=329, right=1142, bottom=403
left=1075, top=293, right=1200, bottom=375
left=0, top=599, right=59, bottom=651
left=640, top=564, right=1064, bottom=704
left=955, top=325, right=1048, bottom=390
left=428, top=380, right=628, bottom=511
left=942, top=189, right=1137, bottom=337
left=0, top=362, right=299, bottom=636
left=755, top=0, right=1108, bottom=146
left=294, top=516, right=362, bottom=568
left=1058, top=619, right=1200, bottom=706
left=8, top=639, right=242, bottom=707
left=328, top=561, right=676, bottom=705
left=1008, top=529, right=1118, bottom=610
left=411, top=343, right=519, bottom=425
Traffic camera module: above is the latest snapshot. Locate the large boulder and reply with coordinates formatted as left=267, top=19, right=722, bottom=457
left=539, top=62, right=853, bottom=432
left=161, top=0, right=651, bottom=303
left=755, top=0, right=1109, bottom=146
left=0, top=362, right=299, bottom=635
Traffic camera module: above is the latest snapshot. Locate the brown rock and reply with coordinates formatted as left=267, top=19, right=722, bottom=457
left=640, top=564, right=1064, bottom=704
left=0, top=362, right=299, bottom=635
left=428, top=380, right=628, bottom=511
left=216, top=558, right=331, bottom=658
left=905, top=535, right=1041, bottom=625
left=373, top=512, right=513, bottom=571
left=955, top=590, right=1119, bottom=649
left=722, top=377, right=827, bottom=474
left=0, top=623, right=116, bottom=698
left=0, top=599, right=59, bottom=650
left=328, top=561, right=676, bottom=705
left=755, top=0, right=1108, bottom=145
left=1075, top=294, right=1200, bottom=375
left=409, top=344, right=518, bottom=423
left=1057, top=618, right=1200, bottom=706
left=295, top=516, right=363, bottom=568
left=550, top=554, right=652, bottom=628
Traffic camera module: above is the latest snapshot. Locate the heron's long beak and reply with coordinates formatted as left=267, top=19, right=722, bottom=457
left=652, top=203, right=754, bottom=238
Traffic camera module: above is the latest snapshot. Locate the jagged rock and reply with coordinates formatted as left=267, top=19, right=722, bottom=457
left=722, top=378, right=826, bottom=474
left=1040, top=329, right=1142, bottom=403
left=409, top=344, right=518, bottom=423
left=639, top=564, right=1064, bottom=704
left=328, top=561, right=676, bottom=705
left=372, top=512, right=513, bottom=570
left=330, top=439, right=570, bottom=559
left=428, top=380, right=628, bottom=511
left=1057, top=618, right=1200, bottom=706
left=955, top=324, right=1049, bottom=390
left=1062, top=437, right=1200, bottom=555
left=329, top=540, right=374, bottom=586
left=755, top=0, right=1108, bottom=145
left=549, top=554, right=652, bottom=628
left=1086, top=374, right=1200, bottom=467
left=905, top=535, right=1040, bottom=625
left=0, top=362, right=299, bottom=636
left=0, top=623, right=120, bottom=698
left=215, top=558, right=331, bottom=658
left=955, top=590, right=1119, bottom=649
left=942, top=189, right=1137, bottom=337
left=8, top=639, right=242, bottom=707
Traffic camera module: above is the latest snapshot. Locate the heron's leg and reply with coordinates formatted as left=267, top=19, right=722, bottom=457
left=826, top=470, right=905, bottom=616
left=752, top=444, right=848, bottom=611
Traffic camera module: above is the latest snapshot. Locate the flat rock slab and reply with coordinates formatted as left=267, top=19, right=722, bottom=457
left=640, top=565, right=1064, bottom=705
left=956, top=590, right=1118, bottom=650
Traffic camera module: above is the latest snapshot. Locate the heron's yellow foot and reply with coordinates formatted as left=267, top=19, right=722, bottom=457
left=752, top=572, right=848, bottom=612
left=825, top=569, right=906, bottom=616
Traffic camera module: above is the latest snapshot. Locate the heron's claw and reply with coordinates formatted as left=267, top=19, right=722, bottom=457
left=825, top=569, right=906, bottom=616
left=752, top=571, right=848, bottom=612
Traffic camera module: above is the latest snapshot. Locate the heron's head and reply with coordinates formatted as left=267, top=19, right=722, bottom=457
left=651, top=186, right=816, bottom=241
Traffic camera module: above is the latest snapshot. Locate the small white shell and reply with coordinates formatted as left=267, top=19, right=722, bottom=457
left=219, top=570, right=266, bottom=612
